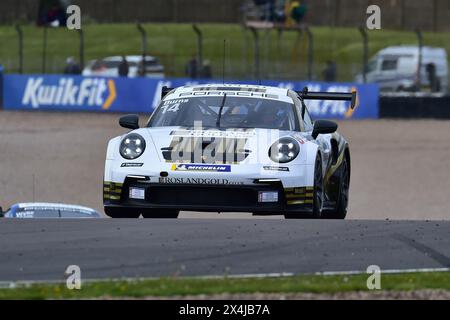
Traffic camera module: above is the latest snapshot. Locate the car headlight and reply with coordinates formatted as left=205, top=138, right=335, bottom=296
left=119, top=133, right=146, bottom=160
left=269, top=137, right=300, bottom=163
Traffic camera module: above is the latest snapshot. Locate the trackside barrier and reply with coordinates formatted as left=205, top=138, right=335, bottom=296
left=0, top=65, right=3, bottom=109
left=380, top=96, right=450, bottom=119
left=2, top=74, right=380, bottom=119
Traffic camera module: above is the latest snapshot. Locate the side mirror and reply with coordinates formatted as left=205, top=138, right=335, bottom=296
left=119, top=114, right=139, bottom=130
left=0, top=207, right=3, bottom=218
left=312, top=120, right=338, bottom=139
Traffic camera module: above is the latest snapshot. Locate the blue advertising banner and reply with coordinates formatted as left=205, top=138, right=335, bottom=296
left=3, top=74, right=156, bottom=113
left=3, top=74, right=379, bottom=119
left=0, top=65, right=4, bottom=109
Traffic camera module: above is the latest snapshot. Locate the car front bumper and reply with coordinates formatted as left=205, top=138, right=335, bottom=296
left=104, top=176, right=314, bottom=214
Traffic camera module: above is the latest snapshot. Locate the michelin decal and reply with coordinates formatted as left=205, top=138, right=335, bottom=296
left=3, top=74, right=150, bottom=112
left=171, top=164, right=231, bottom=172
left=21, top=77, right=112, bottom=109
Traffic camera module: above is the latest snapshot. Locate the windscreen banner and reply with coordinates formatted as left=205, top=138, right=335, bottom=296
left=2, top=74, right=379, bottom=119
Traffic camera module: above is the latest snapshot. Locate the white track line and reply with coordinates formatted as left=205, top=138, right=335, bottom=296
left=316, top=267, right=450, bottom=276
left=1, top=268, right=449, bottom=289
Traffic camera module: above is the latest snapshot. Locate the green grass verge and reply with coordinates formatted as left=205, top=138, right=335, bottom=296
left=1, top=272, right=449, bottom=299
left=1, top=23, right=450, bottom=81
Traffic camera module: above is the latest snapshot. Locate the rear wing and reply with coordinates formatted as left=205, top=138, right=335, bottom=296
left=296, top=87, right=357, bottom=110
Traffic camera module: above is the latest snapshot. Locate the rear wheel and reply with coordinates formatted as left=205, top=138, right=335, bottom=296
left=284, top=154, right=323, bottom=219
left=104, top=207, right=140, bottom=218
left=141, top=209, right=179, bottom=219
left=323, top=157, right=349, bottom=219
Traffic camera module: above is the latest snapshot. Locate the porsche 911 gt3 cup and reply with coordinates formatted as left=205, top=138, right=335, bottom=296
left=103, top=84, right=355, bottom=219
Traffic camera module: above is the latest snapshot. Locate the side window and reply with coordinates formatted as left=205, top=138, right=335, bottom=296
left=381, top=59, right=398, bottom=71
left=288, top=91, right=304, bottom=131
left=288, top=91, right=314, bottom=132
left=302, top=106, right=314, bottom=131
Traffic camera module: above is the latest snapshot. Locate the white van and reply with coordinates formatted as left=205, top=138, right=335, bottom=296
left=82, top=55, right=165, bottom=78
left=355, top=46, right=448, bottom=93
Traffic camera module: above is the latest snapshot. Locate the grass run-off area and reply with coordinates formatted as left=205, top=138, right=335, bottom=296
left=0, top=23, right=450, bottom=81
left=1, top=271, right=449, bottom=299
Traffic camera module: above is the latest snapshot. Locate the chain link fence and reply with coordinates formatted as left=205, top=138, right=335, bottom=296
left=0, top=24, right=367, bottom=82
left=0, top=23, right=448, bottom=91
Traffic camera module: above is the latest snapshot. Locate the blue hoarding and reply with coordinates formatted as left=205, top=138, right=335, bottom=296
left=2, top=74, right=379, bottom=119
left=0, top=65, right=4, bottom=108
left=3, top=74, right=156, bottom=113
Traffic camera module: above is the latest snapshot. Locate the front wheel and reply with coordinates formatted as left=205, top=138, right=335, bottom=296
left=142, top=209, right=179, bottom=219
left=284, top=154, right=323, bottom=219
left=104, top=207, right=140, bottom=218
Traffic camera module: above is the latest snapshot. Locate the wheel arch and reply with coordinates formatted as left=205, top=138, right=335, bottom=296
left=344, top=146, right=351, bottom=184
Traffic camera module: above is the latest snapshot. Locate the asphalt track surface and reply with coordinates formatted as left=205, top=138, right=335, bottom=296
left=0, top=219, right=449, bottom=282
left=1, top=111, right=450, bottom=282
left=2, top=112, right=450, bottom=220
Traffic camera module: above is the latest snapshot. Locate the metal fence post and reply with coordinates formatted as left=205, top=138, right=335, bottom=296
left=192, top=24, right=203, bottom=76
left=137, top=23, right=148, bottom=76
left=276, top=28, right=283, bottom=76
left=290, top=29, right=303, bottom=73
left=415, top=28, right=423, bottom=91
left=77, top=29, right=85, bottom=71
left=263, top=29, right=271, bottom=79
left=249, top=27, right=260, bottom=81
left=241, top=27, right=249, bottom=76
left=305, top=26, right=313, bottom=81
left=358, top=26, right=368, bottom=83
left=42, top=26, right=48, bottom=74
left=15, top=24, right=24, bottom=74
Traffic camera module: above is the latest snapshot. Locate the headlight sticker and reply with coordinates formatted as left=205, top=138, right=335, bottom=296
left=263, top=166, right=290, bottom=172
left=121, top=163, right=144, bottom=167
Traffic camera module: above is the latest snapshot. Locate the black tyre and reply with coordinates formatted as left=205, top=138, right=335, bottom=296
left=141, top=209, right=179, bottom=219
left=285, top=154, right=323, bottom=219
left=104, top=207, right=140, bottom=218
left=323, top=157, right=349, bottom=219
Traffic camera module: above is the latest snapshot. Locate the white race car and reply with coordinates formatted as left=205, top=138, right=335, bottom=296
left=103, top=84, right=355, bottom=219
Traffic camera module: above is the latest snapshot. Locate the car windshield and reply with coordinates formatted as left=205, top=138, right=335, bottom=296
left=148, top=96, right=298, bottom=130
left=13, top=207, right=99, bottom=218
left=367, top=58, right=378, bottom=73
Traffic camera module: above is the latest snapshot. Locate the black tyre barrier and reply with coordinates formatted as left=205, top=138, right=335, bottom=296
left=380, top=96, right=450, bottom=119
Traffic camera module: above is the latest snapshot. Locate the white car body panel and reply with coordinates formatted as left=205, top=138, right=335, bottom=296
left=103, top=84, right=350, bottom=215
